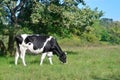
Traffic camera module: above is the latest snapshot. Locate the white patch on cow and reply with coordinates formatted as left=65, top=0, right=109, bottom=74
left=47, top=52, right=53, bottom=57
left=40, top=52, right=53, bottom=65
left=21, top=34, right=28, bottom=39
left=21, top=34, right=29, bottom=47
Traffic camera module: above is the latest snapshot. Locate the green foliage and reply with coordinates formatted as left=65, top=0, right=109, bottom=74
left=30, top=2, right=44, bottom=23
left=1, top=0, right=104, bottom=39
left=81, top=32, right=98, bottom=43
left=92, top=20, right=110, bottom=41
left=25, top=0, right=103, bottom=38
left=16, top=27, right=33, bottom=34
left=100, top=19, right=120, bottom=44
left=101, top=29, right=110, bottom=41
left=108, top=22, right=120, bottom=44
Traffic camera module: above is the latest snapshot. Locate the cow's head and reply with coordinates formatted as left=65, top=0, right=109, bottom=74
left=59, top=52, right=67, bottom=63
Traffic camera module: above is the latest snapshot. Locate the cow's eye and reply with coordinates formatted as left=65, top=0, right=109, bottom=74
left=28, top=42, right=31, bottom=45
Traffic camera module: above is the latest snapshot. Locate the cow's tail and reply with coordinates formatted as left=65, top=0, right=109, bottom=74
left=15, top=35, right=23, bottom=54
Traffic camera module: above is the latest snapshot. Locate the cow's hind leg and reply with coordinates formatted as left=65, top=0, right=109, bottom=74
left=20, top=46, right=27, bottom=66
left=40, top=53, right=47, bottom=65
left=15, top=47, right=19, bottom=65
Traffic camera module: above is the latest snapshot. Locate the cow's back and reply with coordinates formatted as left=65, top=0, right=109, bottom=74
left=24, top=35, right=50, bottom=50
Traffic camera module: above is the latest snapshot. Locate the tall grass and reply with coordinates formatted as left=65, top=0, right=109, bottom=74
left=0, top=45, right=120, bottom=80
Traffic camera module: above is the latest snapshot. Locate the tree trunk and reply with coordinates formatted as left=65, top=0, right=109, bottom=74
left=8, top=31, right=15, bottom=56
left=6, top=0, right=28, bottom=56
left=0, top=40, right=6, bottom=56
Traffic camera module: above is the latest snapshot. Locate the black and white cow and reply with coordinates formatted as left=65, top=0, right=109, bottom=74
left=15, top=34, right=66, bottom=66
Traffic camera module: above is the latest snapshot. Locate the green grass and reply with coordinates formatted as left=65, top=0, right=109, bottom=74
left=0, top=46, right=120, bottom=80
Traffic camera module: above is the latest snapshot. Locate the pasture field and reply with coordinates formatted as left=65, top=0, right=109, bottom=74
left=0, top=45, right=120, bottom=80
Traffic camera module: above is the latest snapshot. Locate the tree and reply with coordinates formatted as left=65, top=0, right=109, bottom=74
left=0, top=40, right=6, bottom=56
left=28, top=0, right=103, bottom=38
left=1, top=0, right=28, bottom=55
left=100, top=18, right=113, bottom=28
left=24, top=0, right=86, bottom=37
left=109, top=21, right=120, bottom=44
left=99, top=18, right=120, bottom=44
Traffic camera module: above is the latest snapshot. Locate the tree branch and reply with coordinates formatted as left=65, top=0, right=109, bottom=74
left=6, top=3, right=17, bottom=24
left=13, top=0, right=27, bottom=12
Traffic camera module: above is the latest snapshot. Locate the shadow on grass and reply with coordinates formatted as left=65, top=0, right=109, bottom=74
left=92, top=75, right=120, bottom=80
left=8, top=55, right=53, bottom=65
left=30, top=60, right=40, bottom=64
left=8, top=51, right=78, bottom=65
left=9, top=60, right=14, bottom=65
left=66, top=51, right=78, bottom=55
left=9, top=58, right=40, bottom=65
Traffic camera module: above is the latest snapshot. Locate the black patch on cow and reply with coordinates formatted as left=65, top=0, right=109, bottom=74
left=43, top=40, right=52, bottom=53
left=24, top=35, right=50, bottom=50
left=43, top=38, right=56, bottom=53
left=15, top=35, right=23, bottom=44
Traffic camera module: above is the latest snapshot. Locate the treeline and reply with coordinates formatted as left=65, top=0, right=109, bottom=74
left=0, top=0, right=120, bottom=55
left=99, top=18, right=120, bottom=44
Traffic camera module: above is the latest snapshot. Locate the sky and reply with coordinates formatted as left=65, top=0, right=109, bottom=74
left=84, top=0, right=120, bottom=21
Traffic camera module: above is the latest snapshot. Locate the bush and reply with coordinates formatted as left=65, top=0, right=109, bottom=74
left=109, top=34, right=120, bottom=44
left=81, top=32, right=99, bottom=43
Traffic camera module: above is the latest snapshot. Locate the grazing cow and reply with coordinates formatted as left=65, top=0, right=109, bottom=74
left=15, top=34, right=66, bottom=66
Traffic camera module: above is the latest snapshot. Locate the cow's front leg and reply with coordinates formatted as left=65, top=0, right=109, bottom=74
left=47, top=52, right=53, bottom=65
left=40, top=53, right=47, bottom=65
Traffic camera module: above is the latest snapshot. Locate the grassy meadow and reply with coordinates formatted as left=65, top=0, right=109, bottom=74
left=0, top=45, right=120, bottom=80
